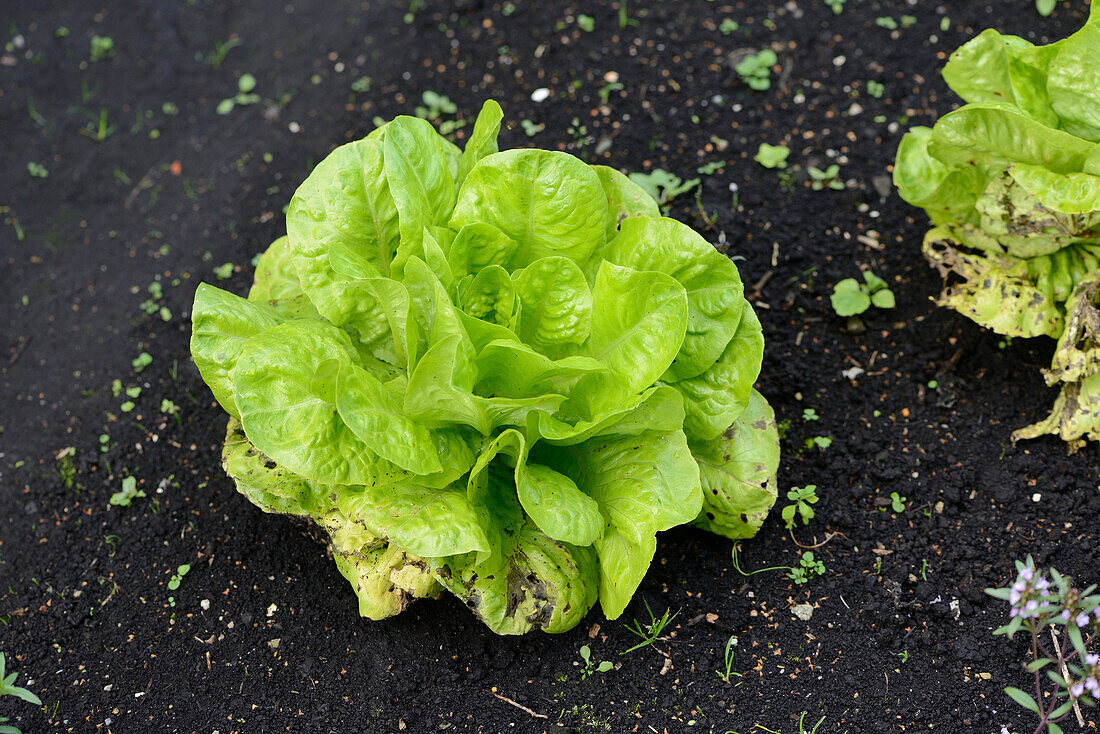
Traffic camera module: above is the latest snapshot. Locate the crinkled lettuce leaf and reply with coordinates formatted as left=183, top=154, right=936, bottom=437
left=190, top=99, right=778, bottom=633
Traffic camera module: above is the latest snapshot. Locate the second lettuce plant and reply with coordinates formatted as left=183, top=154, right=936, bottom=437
left=895, top=5, right=1100, bottom=446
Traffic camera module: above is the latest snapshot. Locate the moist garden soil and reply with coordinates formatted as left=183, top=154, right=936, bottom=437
left=2, top=1, right=1099, bottom=732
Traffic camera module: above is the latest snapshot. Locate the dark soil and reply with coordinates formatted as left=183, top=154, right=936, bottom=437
left=2, top=1, right=1098, bottom=732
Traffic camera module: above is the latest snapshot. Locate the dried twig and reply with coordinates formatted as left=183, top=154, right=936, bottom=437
left=491, top=692, right=547, bottom=719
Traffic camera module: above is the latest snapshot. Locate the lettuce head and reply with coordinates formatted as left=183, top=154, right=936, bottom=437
left=894, top=5, right=1100, bottom=447
left=190, top=101, right=779, bottom=633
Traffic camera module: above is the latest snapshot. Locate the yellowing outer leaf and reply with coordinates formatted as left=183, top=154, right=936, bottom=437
left=323, top=511, right=441, bottom=620
left=221, top=418, right=327, bottom=517
left=431, top=524, right=600, bottom=635
left=690, top=389, right=780, bottom=540
left=1013, top=371, right=1100, bottom=448
left=923, top=228, right=1064, bottom=338
left=1046, top=279, right=1100, bottom=386
left=450, top=149, right=609, bottom=268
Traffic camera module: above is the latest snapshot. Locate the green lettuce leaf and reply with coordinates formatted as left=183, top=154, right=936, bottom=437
left=191, top=99, right=777, bottom=632
left=673, top=300, right=764, bottom=441
left=232, top=319, right=411, bottom=486
left=191, top=283, right=284, bottom=419
left=450, top=149, right=609, bottom=268
left=690, top=389, right=780, bottom=540
left=604, top=216, right=745, bottom=381
left=248, top=236, right=321, bottom=319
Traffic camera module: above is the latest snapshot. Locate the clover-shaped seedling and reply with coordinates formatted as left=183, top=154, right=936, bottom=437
left=781, top=485, right=819, bottom=530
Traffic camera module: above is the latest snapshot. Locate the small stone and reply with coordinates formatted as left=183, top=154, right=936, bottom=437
left=792, top=603, right=814, bottom=621
left=530, top=88, right=550, bottom=102
left=268, top=638, right=281, bottom=649
left=266, top=603, right=278, bottom=618
left=200, top=599, right=211, bottom=610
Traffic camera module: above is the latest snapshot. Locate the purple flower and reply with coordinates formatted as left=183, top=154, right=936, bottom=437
left=1070, top=681, right=1085, bottom=699
left=1085, top=653, right=1099, bottom=666
left=1077, top=612, right=1090, bottom=628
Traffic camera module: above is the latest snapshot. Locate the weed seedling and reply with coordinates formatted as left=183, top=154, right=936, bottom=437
left=789, top=552, right=826, bottom=585
left=160, top=399, right=181, bottom=424
left=802, top=408, right=819, bottom=421
left=830, top=271, right=895, bottom=317
left=735, top=49, right=777, bottom=91
left=0, top=652, right=41, bottom=734
left=576, top=14, right=595, bottom=32
left=1037, top=0, right=1060, bottom=15
left=577, top=645, right=613, bottom=679
left=890, top=492, right=908, bottom=513
left=204, top=37, right=242, bottom=68
left=897, top=649, right=909, bottom=663
left=782, top=485, right=819, bottom=530
left=415, top=90, right=457, bottom=122
left=77, top=109, right=117, bottom=141
left=754, top=143, right=789, bottom=169
left=866, top=80, right=885, bottom=99
left=627, top=169, right=700, bottom=209
left=823, top=0, right=845, bottom=14
left=109, top=476, right=146, bottom=507
left=804, top=436, right=832, bottom=451
left=167, top=564, right=191, bottom=591
left=719, top=18, right=740, bottom=35
left=808, top=164, right=845, bottom=191
left=26, top=162, right=47, bottom=179
left=716, top=635, right=742, bottom=682
left=216, top=74, right=260, bottom=115
left=89, top=35, right=114, bottom=62
left=520, top=119, right=543, bottom=137
left=798, top=712, right=826, bottom=733
left=132, top=352, right=152, bottom=373
left=618, top=1, right=639, bottom=29
left=622, top=599, right=676, bottom=654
